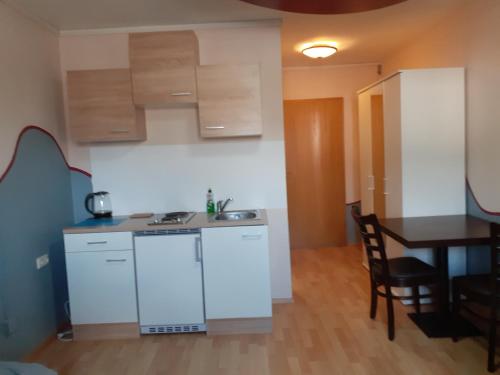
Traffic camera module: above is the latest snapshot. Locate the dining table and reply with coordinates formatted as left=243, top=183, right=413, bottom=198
left=378, top=214, right=491, bottom=338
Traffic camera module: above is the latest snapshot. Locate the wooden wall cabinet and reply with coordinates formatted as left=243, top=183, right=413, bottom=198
left=67, top=69, right=146, bottom=143
left=129, top=31, right=199, bottom=106
left=196, top=64, right=263, bottom=138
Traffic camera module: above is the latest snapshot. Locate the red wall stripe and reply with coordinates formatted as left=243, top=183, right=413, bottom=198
left=2, top=127, right=498, bottom=217
left=467, top=179, right=500, bottom=216
left=0, top=125, right=91, bottom=183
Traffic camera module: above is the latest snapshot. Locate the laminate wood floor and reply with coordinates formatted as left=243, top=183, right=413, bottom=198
left=32, top=246, right=495, bottom=374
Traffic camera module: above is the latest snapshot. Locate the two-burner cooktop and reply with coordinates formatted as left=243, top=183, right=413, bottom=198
left=148, top=211, right=196, bottom=226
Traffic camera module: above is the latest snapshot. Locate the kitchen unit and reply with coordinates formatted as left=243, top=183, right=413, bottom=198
left=63, top=210, right=272, bottom=340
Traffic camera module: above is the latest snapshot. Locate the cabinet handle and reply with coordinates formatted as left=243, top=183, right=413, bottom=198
left=368, top=175, right=375, bottom=191
left=195, top=237, right=202, bottom=262
left=110, top=129, right=130, bottom=134
left=242, top=234, right=262, bottom=240
left=170, top=92, right=192, bottom=96
left=106, top=259, right=127, bottom=263
left=87, top=241, right=108, bottom=245
left=384, top=177, right=389, bottom=196
left=205, top=126, right=225, bottom=130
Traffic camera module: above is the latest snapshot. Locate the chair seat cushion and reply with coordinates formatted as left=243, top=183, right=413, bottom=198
left=373, top=257, right=439, bottom=284
left=454, top=274, right=499, bottom=298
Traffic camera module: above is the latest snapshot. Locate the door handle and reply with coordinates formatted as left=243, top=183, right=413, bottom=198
left=384, top=177, right=389, bottom=195
left=170, top=92, right=192, bottom=96
left=105, top=259, right=127, bottom=263
left=87, top=241, right=108, bottom=245
left=195, top=237, right=202, bottom=262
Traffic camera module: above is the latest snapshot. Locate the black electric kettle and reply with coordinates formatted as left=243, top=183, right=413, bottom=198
left=85, top=191, right=113, bottom=218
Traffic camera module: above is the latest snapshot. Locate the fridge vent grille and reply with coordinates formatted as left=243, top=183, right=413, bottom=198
left=141, top=324, right=206, bottom=335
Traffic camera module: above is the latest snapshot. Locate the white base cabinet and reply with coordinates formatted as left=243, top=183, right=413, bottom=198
left=201, top=226, right=272, bottom=319
left=65, top=249, right=138, bottom=325
left=64, top=232, right=138, bottom=325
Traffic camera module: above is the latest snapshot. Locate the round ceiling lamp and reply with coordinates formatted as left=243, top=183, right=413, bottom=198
left=302, top=44, right=338, bottom=59
left=239, top=0, right=408, bottom=14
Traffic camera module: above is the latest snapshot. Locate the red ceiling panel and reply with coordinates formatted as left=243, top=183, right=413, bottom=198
left=240, top=0, right=408, bottom=14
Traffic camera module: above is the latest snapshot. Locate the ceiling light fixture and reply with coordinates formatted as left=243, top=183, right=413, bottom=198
left=301, top=44, right=338, bottom=59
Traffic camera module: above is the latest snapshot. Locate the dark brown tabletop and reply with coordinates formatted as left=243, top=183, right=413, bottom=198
left=378, top=214, right=491, bottom=338
left=379, top=215, right=491, bottom=249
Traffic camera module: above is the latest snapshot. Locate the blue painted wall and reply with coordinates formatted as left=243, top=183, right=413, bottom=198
left=466, top=186, right=500, bottom=274
left=0, top=128, right=91, bottom=360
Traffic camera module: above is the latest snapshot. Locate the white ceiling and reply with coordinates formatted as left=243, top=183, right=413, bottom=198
left=6, top=0, right=469, bottom=66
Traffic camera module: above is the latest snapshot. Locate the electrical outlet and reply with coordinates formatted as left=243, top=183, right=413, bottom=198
left=36, top=254, right=49, bottom=270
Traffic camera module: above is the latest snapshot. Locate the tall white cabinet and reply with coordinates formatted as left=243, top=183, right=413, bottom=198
left=358, top=68, right=466, bottom=275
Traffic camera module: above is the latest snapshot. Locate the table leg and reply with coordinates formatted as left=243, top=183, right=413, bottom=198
left=407, top=246, right=479, bottom=338
left=435, top=246, right=450, bottom=314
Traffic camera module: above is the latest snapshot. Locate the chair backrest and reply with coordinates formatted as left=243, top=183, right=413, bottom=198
left=490, top=222, right=500, bottom=307
left=351, top=206, right=390, bottom=278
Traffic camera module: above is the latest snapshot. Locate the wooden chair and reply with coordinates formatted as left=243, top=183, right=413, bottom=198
left=351, top=206, right=440, bottom=340
left=452, top=222, right=500, bottom=372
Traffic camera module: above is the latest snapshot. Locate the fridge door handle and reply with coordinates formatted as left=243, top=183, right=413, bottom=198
left=195, top=237, right=202, bottom=262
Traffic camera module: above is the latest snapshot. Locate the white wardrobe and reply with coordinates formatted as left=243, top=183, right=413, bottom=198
left=358, top=68, right=466, bottom=276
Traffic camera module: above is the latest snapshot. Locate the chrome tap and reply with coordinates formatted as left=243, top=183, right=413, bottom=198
left=217, top=198, right=233, bottom=214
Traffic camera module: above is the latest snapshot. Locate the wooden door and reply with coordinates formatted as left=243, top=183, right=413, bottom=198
left=371, top=95, right=386, bottom=218
left=284, top=98, right=346, bottom=249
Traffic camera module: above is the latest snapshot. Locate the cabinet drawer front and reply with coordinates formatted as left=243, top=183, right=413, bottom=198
left=64, top=232, right=133, bottom=252
left=66, top=250, right=138, bottom=325
left=201, top=226, right=272, bottom=319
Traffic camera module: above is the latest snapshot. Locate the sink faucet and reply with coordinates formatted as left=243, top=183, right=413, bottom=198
left=217, top=198, right=233, bottom=214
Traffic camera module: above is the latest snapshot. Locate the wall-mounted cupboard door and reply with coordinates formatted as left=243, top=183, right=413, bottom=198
left=196, top=64, right=263, bottom=138
left=67, top=69, right=146, bottom=143
left=129, top=31, right=199, bottom=106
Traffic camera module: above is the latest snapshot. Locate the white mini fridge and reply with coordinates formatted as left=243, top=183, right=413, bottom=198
left=134, top=229, right=206, bottom=334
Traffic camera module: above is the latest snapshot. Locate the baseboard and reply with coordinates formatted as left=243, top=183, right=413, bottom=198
left=23, top=333, right=56, bottom=362
left=73, top=322, right=140, bottom=341
left=23, top=321, right=70, bottom=361
left=272, top=297, right=293, bottom=304
left=206, top=317, right=272, bottom=335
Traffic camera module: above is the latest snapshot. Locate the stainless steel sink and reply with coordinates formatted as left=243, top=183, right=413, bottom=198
left=210, top=210, right=260, bottom=222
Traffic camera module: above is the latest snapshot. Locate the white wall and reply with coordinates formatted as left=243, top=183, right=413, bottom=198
left=0, top=2, right=65, bottom=171
left=59, top=24, right=292, bottom=300
left=383, top=0, right=500, bottom=213
left=283, top=64, right=380, bottom=204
